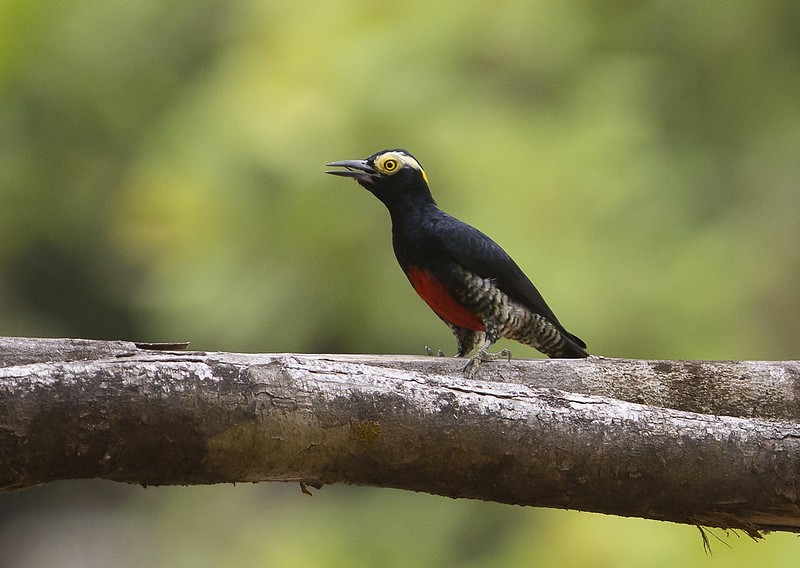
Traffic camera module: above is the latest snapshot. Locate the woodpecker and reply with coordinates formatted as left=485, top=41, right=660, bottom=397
left=326, top=149, right=588, bottom=376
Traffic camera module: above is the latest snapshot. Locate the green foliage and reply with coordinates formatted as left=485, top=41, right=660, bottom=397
left=1, top=1, right=799, bottom=565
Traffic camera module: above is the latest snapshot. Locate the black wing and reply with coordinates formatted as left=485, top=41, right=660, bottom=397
left=430, top=213, right=587, bottom=349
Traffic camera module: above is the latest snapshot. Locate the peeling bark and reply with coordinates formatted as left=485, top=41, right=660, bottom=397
left=1, top=337, right=799, bottom=536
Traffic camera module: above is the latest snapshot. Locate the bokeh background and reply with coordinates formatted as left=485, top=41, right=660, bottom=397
left=2, top=0, right=799, bottom=565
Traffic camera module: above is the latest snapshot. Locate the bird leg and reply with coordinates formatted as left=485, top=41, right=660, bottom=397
left=463, top=347, right=512, bottom=379
left=424, top=346, right=446, bottom=357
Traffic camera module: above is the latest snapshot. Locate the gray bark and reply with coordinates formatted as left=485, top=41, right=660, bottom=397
left=1, top=337, right=799, bottom=537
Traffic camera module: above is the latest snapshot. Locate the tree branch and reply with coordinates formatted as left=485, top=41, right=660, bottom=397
left=1, top=337, right=799, bottom=536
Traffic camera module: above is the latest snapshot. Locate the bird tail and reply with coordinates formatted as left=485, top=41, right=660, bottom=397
left=558, top=330, right=589, bottom=358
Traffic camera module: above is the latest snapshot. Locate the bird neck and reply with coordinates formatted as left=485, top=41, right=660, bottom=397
left=371, top=181, right=436, bottom=220
left=384, top=197, right=439, bottom=230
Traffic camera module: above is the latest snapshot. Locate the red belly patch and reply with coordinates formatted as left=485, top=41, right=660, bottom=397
left=407, top=265, right=485, bottom=331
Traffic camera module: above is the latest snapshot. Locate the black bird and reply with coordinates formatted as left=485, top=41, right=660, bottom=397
left=326, top=149, right=588, bottom=376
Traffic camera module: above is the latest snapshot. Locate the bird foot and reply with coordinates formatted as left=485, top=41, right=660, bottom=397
left=424, top=346, right=446, bottom=357
left=463, top=348, right=512, bottom=379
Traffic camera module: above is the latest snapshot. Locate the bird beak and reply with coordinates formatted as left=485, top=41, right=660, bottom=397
left=325, top=159, right=377, bottom=183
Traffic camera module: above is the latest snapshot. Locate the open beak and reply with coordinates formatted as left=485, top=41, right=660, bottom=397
left=325, top=159, right=377, bottom=184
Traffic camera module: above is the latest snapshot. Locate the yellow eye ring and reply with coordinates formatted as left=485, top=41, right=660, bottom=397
left=383, top=159, right=398, bottom=172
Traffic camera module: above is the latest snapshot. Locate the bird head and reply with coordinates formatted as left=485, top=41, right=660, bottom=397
left=326, top=149, right=434, bottom=207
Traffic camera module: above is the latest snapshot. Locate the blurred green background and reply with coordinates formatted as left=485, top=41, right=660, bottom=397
left=1, top=0, right=799, bottom=565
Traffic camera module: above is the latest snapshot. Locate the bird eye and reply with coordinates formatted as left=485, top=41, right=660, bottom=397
left=375, top=152, right=406, bottom=175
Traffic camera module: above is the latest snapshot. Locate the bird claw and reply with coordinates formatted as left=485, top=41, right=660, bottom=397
left=462, top=348, right=512, bottom=379
left=424, top=346, right=446, bottom=357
